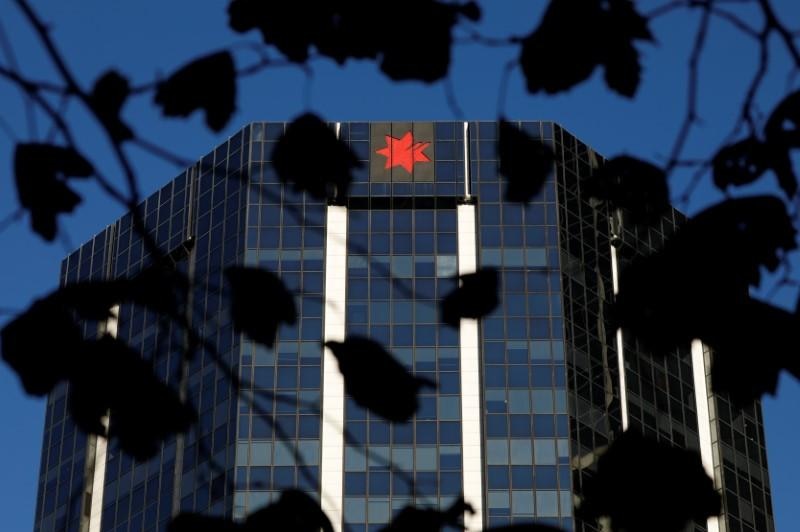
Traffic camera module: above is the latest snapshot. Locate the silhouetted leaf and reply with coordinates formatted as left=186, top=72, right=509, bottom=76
left=485, top=524, right=564, bottom=532
left=376, top=1, right=479, bottom=83
left=707, top=298, right=800, bottom=407
left=712, top=137, right=769, bottom=190
left=272, top=113, right=360, bottom=201
left=578, top=432, right=720, bottom=532
left=228, top=1, right=479, bottom=82
left=1, top=297, right=82, bottom=396
left=768, top=149, right=798, bottom=198
left=441, top=268, right=499, bottom=327
left=155, top=51, right=236, bottom=132
left=246, top=489, right=333, bottom=532
left=170, top=491, right=332, bottom=532
left=497, top=120, right=555, bottom=203
left=228, top=2, right=338, bottom=63
left=226, top=266, right=296, bottom=348
left=680, top=195, right=796, bottom=284
left=601, top=0, right=652, bottom=97
left=613, top=196, right=796, bottom=357
left=520, top=0, right=651, bottom=97
left=583, top=156, right=669, bottom=224
left=380, top=496, right=472, bottom=531
left=89, top=70, right=133, bottom=142
left=69, top=335, right=196, bottom=460
left=325, top=336, right=435, bottom=422
left=54, top=265, right=187, bottom=322
left=711, top=92, right=800, bottom=198
left=764, top=89, right=800, bottom=147
left=14, top=143, right=93, bottom=241
left=763, top=89, right=800, bottom=196
left=169, top=513, right=240, bottom=532
left=519, top=0, right=596, bottom=94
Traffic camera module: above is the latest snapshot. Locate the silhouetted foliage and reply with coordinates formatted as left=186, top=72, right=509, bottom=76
left=2, top=293, right=194, bottom=460
left=68, top=335, right=196, bottom=460
left=325, top=336, right=436, bottom=422
left=227, top=2, right=337, bottom=63
left=170, top=489, right=333, bottom=532
left=714, top=90, right=800, bottom=197
left=712, top=137, right=771, bottom=191
left=497, top=119, right=555, bottom=203
left=272, top=113, right=360, bottom=202
left=485, top=524, right=565, bottom=532
left=578, top=431, right=720, bottom=532
left=764, top=89, right=800, bottom=196
left=88, top=70, right=133, bottom=143
left=225, top=266, right=296, bottom=348
left=520, top=0, right=652, bottom=97
left=613, top=196, right=797, bottom=404
left=6, top=1, right=800, bottom=530
left=1, top=297, right=82, bottom=396
left=246, top=489, right=334, bottom=532
left=155, top=51, right=236, bottom=132
left=583, top=156, right=669, bottom=225
left=169, top=513, right=240, bottom=532
left=54, top=266, right=187, bottom=323
left=13, top=143, right=93, bottom=241
left=228, top=0, right=480, bottom=82
left=380, top=496, right=472, bottom=531
left=441, top=267, right=500, bottom=327
left=706, top=297, right=800, bottom=407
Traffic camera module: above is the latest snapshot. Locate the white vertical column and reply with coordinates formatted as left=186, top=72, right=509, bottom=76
left=457, top=203, right=484, bottom=531
left=610, top=239, right=629, bottom=431
left=87, top=304, right=118, bottom=532
left=691, top=339, right=721, bottom=532
left=321, top=205, right=347, bottom=532
left=462, top=122, right=471, bottom=198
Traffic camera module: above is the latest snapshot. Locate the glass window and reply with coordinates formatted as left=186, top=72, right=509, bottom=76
left=511, top=466, right=532, bottom=489
left=486, top=440, right=509, bottom=465
left=439, top=446, right=461, bottom=470
left=345, top=447, right=366, bottom=471
left=508, top=390, right=530, bottom=413
left=298, top=441, right=319, bottom=465
left=438, top=397, right=460, bottom=420
left=440, top=471, right=462, bottom=495
left=488, top=491, right=510, bottom=509
left=368, top=500, right=391, bottom=523
left=536, top=491, right=559, bottom=517
left=487, top=466, right=509, bottom=489
left=345, top=472, right=366, bottom=495
left=510, top=440, right=532, bottom=465
left=415, top=447, right=437, bottom=471
left=435, top=255, right=457, bottom=277
left=532, top=390, right=554, bottom=413
left=391, top=256, right=413, bottom=278
left=512, top=491, right=534, bottom=515
left=250, top=442, right=272, bottom=466
left=416, top=422, right=437, bottom=444
left=440, top=422, right=461, bottom=444
left=344, top=498, right=366, bottom=522
left=368, top=472, right=390, bottom=495
left=534, top=440, right=557, bottom=465
left=391, top=447, right=413, bottom=469
left=437, top=233, right=457, bottom=254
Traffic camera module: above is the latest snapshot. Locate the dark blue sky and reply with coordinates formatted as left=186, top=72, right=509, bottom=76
left=1, top=1, right=798, bottom=530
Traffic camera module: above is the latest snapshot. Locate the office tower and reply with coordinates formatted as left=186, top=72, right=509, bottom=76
left=33, top=121, right=774, bottom=532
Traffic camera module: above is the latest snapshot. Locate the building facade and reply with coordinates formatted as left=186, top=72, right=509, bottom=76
left=33, top=121, right=774, bottom=532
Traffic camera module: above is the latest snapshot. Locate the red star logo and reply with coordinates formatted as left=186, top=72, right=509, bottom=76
left=375, top=131, right=431, bottom=173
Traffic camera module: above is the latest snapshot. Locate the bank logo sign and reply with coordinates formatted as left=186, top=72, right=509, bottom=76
left=369, top=122, right=434, bottom=182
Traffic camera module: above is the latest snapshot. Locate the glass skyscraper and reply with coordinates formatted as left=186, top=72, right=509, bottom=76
left=34, top=121, right=774, bottom=532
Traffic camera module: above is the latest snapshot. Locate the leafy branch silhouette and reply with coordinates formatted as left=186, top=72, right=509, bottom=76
left=1, top=1, right=798, bottom=532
